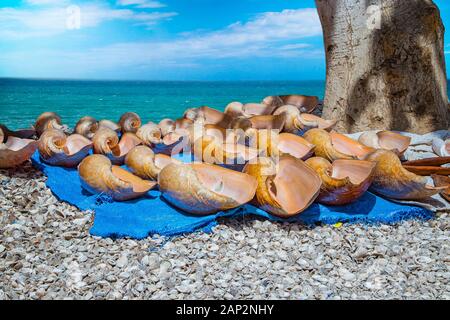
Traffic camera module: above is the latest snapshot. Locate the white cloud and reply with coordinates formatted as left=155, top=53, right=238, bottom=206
left=0, top=8, right=324, bottom=78
left=0, top=2, right=177, bottom=38
left=117, top=0, right=166, bottom=9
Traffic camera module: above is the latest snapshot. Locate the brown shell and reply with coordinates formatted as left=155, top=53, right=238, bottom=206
left=34, top=112, right=65, bottom=136
left=304, top=129, right=375, bottom=162
left=277, top=133, right=315, bottom=160
left=158, top=119, right=176, bottom=136
left=136, top=122, right=162, bottom=146
left=359, top=131, right=411, bottom=156
left=279, top=95, right=319, bottom=113
left=78, top=154, right=156, bottom=201
left=119, top=112, right=141, bottom=134
left=243, top=156, right=321, bottom=218
left=431, top=174, right=450, bottom=203
left=0, top=136, right=38, bottom=169
left=98, top=119, right=121, bottom=133
left=364, top=149, right=445, bottom=200
left=184, top=106, right=232, bottom=127
left=193, top=135, right=258, bottom=168
left=158, top=162, right=257, bottom=215
left=297, top=114, right=337, bottom=132
left=93, top=128, right=142, bottom=165
left=74, top=116, right=99, bottom=139
left=125, top=145, right=180, bottom=180
left=305, top=157, right=375, bottom=205
left=38, top=129, right=93, bottom=168
left=262, top=96, right=284, bottom=109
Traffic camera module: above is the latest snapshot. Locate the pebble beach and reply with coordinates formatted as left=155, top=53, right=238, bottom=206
left=1, top=162, right=449, bottom=300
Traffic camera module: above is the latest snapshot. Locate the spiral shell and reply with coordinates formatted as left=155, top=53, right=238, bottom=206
left=304, top=129, right=375, bottom=162
left=158, top=119, right=176, bottom=136
left=243, top=155, right=321, bottom=218
left=125, top=145, right=180, bottom=181
left=359, top=131, right=411, bottom=156
left=34, top=112, right=66, bottom=136
left=305, top=157, right=375, bottom=205
left=93, top=128, right=141, bottom=165
left=158, top=162, right=258, bottom=215
left=78, top=154, right=156, bottom=201
left=119, top=112, right=141, bottom=134
left=136, top=122, right=162, bottom=146
left=364, top=149, right=445, bottom=200
left=38, top=129, right=93, bottom=168
left=74, top=116, right=99, bottom=139
left=0, top=134, right=38, bottom=169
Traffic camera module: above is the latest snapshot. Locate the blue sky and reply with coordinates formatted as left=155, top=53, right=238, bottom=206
left=0, top=0, right=449, bottom=80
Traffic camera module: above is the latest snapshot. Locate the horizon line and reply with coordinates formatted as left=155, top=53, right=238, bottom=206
left=0, top=77, right=327, bottom=82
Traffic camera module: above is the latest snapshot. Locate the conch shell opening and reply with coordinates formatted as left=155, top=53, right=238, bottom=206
left=0, top=136, right=38, bottom=169
left=277, top=133, right=315, bottom=160
left=79, top=154, right=156, bottom=201
left=364, top=149, right=445, bottom=200
left=119, top=112, right=141, bottom=133
left=159, top=119, right=176, bottom=136
left=305, top=157, right=375, bottom=205
left=279, top=95, right=319, bottom=113
left=38, top=129, right=93, bottom=167
left=158, top=162, right=258, bottom=215
left=244, top=156, right=321, bottom=217
left=304, top=129, right=375, bottom=162
left=359, top=131, right=411, bottom=155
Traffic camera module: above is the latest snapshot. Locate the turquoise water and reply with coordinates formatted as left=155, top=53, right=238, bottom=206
left=0, top=79, right=325, bottom=129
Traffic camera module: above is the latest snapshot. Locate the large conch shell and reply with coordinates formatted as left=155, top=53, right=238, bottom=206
left=98, top=119, right=121, bottom=133
left=119, top=112, right=141, bottom=134
left=93, top=128, right=142, bottom=165
left=262, top=96, right=284, bottom=109
left=125, top=145, right=180, bottom=180
left=305, top=157, right=375, bottom=205
left=136, top=122, right=162, bottom=146
left=243, top=156, right=321, bottom=218
left=34, top=112, right=66, bottom=136
left=0, top=124, right=36, bottom=140
left=359, top=131, right=411, bottom=155
left=304, top=129, right=375, bottom=162
left=273, top=105, right=335, bottom=133
left=279, top=95, right=319, bottom=113
left=0, top=127, right=38, bottom=169
left=158, top=162, right=258, bottom=215
left=184, top=106, right=231, bottom=127
left=74, top=116, right=99, bottom=139
left=277, top=133, right=315, bottom=160
left=78, top=154, right=156, bottom=201
left=38, top=129, right=93, bottom=168
left=364, top=149, right=445, bottom=200
left=224, top=102, right=276, bottom=118
left=159, top=119, right=176, bottom=136
left=193, top=135, right=258, bottom=169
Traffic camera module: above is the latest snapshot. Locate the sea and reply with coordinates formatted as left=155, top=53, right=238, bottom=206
left=0, top=78, right=325, bottom=129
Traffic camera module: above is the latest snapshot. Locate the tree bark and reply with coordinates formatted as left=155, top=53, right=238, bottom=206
left=316, top=0, right=450, bottom=134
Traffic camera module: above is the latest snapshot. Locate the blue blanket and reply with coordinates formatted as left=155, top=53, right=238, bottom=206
left=31, top=152, right=433, bottom=239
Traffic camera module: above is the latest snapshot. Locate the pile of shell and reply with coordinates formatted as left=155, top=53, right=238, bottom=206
left=1, top=94, right=449, bottom=217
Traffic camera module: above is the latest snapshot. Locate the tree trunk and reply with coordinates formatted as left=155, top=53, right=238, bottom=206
left=316, top=0, right=450, bottom=134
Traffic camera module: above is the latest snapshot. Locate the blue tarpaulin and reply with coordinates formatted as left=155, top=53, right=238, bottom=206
left=31, top=152, right=433, bottom=239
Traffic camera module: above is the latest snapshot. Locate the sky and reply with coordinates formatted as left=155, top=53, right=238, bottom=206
left=0, top=0, right=449, bottom=81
